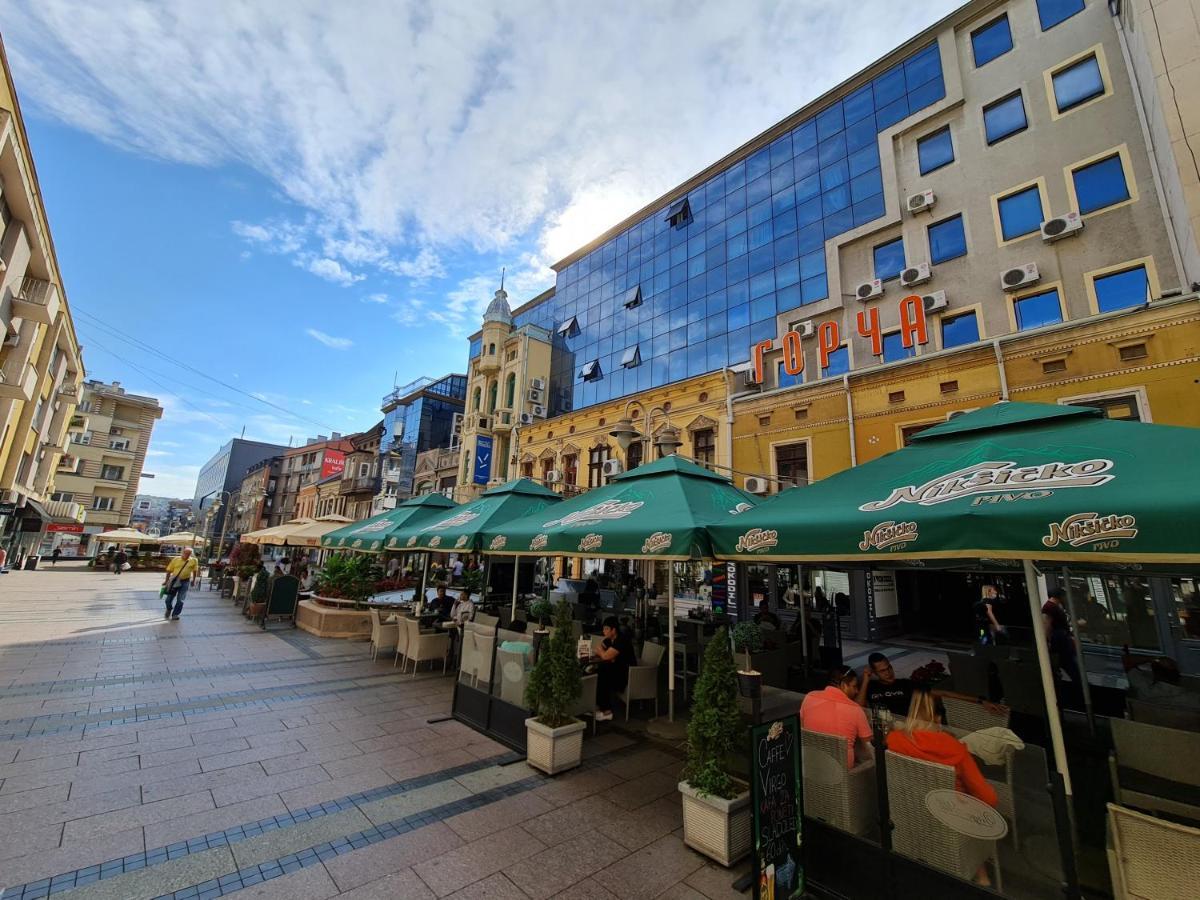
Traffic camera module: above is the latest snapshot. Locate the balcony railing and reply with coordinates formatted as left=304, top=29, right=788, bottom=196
left=45, top=499, right=85, bottom=523
left=340, top=474, right=379, bottom=495
left=382, top=375, right=435, bottom=407
left=17, top=276, right=53, bottom=306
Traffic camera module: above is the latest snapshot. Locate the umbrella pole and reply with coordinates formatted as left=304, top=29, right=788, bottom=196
left=510, top=556, right=520, bottom=621
left=1022, top=559, right=1073, bottom=797
left=418, top=553, right=429, bottom=610
left=1061, top=566, right=1096, bottom=735
left=668, top=564, right=676, bottom=723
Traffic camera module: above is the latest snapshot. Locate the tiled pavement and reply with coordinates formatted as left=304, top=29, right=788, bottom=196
left=0, top=565, right=748, bottom=899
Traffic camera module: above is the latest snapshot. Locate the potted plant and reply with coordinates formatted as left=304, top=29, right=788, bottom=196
left=248, top=567, right=270, bottom=620
left=680, top=628, right=752, bottom=866
left=732, top=622, right=764, bottom=698
left=524, top=600, right=584, bottom=774
left=528, top=598, right=554, bottom=629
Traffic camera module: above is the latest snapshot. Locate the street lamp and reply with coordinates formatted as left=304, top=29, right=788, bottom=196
left=608, top=401, right=681, bottom=463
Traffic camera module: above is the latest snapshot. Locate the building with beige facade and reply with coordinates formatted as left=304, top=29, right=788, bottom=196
left=0, top=39, right=87, bottom=560
left=412, top=445, right=460, bottom=498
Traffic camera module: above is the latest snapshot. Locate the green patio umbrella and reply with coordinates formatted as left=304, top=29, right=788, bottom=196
left=320, top=493, right=458, bottom=552
left=389, top=477, right=562, bottom=553
left=480, top=455, right=760, bottom=721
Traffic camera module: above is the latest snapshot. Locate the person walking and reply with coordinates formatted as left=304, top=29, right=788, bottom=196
left=163, top=548, right=199, bottom=620
left=51, top=547, right=62, bottom=566
left=112, top=548, right=127, bottom=574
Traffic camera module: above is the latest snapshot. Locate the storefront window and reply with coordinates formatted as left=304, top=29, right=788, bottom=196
left=1170, top=576, right=1200, bottom=641
left=1066, top=573, right=1160, bottom=651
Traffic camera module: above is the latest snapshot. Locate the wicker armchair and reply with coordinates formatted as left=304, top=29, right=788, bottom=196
left=1109, top=716, right=1200, bottom=820
left=885, top=750, right=1002, bottom=888
left=618, top=641, right=665, bottom=721
left=474, top=633, right=496, bottom=689
left=1107, top=802, right=1200, bottom=900
left=800, top=728, right=876, bottom=836
left=1127, top=698, right=1200, bottom=732
left=399, top=616, right=449, bottom=676
left=369, top=610, right=399, bottom=662
left=474, top=612, right=499, bottom=628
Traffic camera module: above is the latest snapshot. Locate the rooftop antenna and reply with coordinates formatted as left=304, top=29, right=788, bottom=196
left=240, top=425, right=245, bottom=439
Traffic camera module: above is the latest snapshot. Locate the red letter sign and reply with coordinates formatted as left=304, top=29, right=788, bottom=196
left=781, top=330, right=804, bottom=377
left=818, top=321, right=840, bottom=370
left=856, top=308, right=882, bottom=357
left=751, top=338, right=774, bottom=384
left=899, top=295, right=929, bottom=348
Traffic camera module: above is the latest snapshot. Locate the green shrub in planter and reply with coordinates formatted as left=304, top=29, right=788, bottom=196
left=683, top=627, right=743, bottom=800
left=524, top=600, right=581, bottom=728
left=528, top=599, right=554, bottom=627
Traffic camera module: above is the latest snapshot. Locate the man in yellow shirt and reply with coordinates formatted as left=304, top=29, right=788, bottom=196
left=163, top=547, right=200, bottom=620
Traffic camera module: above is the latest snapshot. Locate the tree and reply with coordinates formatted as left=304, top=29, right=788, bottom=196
left=524, top=600, right=582, bottom=728
left=682, top=627, right=742, bottom=799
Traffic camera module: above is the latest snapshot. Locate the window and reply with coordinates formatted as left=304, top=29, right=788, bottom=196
left=625, top=440, right=644, bottom=471
left=971, top=15, right=1013, bottom=67
left=358, top=462, right=370, bottom=477
left=941, top=311, right=980, bottom=348
left=873, top=238, right=906, bottom=281
left=928, top=214, right=967, bottom=264
left=557, top=316, right=579, bottom=337
left=100, top=465, right=125, bottom=481
left=580, top=359, right=602, bottom=382
left=109, top=439, right=130, bottom=451
left=521, top=461, right=534, bottom=478
left=1014, top=288, right=1063, bottom=330
left=1037, top=0, right=1085, bottom=31
left=487, top=382, right=497, bottom=414
left=917, top=127, right=954, bottom=175
left=50, top=491, right=73, bottom=502
left=901, top=423, right=937, bottom=445
left=1067, top=394, right=1142, bottom=421
left=822, top=346, right=850, bottom=377
left=666, top=198, right=692, bottom=228
left=882, top=331, right=915, bottom=362
left=71, top=432, right=91, bottom=445
left=621, top=345, right=641, bottom=368
left=777, top=360, right=803, bottom=388
left=504, top=373, right=515, bottom=408
left=774, top=443, right=809, bottom=489
left=562, top=453, right=578, bottom=486
left=1072, top=154, right=1129, bottom=214
left=997, top=185, right=1044, bottom=241
left=587, top=446, right=610, bottom=488
left=1053, top=55, right=1104, bottom=113
left=693, top=429, right=715, bottom=467
left=92, top=496, right=115, bottom=511
left=623, top=285, right=642, bottom=309
left=983, top=92, right=1027, bottom=144
left=472, top=387, right=481, bottom=411
left=1093, top=265, right=1150, bottom=312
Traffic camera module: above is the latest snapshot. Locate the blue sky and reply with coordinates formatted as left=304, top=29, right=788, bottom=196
left=1, top=0, right=959, bottom=498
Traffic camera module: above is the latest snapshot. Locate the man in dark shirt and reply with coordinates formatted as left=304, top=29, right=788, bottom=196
left=430, top=584, right=454, bottom=620
left=754, top=599, right=781, bottom=630
left=1042, top=587, right=1082, bottom=700
left=594, top=615, right=635, bottom=721
left=857, top=652, right=1006, bottom=718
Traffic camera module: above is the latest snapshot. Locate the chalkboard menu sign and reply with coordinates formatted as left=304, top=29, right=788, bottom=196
left=751, top=716, right=803, bottom=900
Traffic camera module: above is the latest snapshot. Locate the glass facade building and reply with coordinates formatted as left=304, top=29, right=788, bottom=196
left=380, top=374, right=466, bottom=495
left=473, top=42, right=945, bottom=416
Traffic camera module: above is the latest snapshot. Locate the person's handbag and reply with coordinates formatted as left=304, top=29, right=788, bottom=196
left=121, top=562, right=132, bottom=571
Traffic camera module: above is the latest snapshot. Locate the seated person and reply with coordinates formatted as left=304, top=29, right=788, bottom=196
left=754, top=599, right=781, bottom=630
left=594, top=615, right=635, bottom=722
left=1122, top=649, right=1200, bottom=710
left=799, top=666, right=873, bottom=769
left=499, top=620, right=534, bottom=666
left=450, top=590, right=475, bottom=625
left=429, top=584, right=455, bottom=620
left=857, top=652, right=1007, bottom=719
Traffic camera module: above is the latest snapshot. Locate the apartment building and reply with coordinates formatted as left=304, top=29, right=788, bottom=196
left=376, top=373, right=465, bottom=509
left=129, top=495, right=193, bottom=534
left=338, top=423, right=383, bottom=521
left=276, top=434, right=351, bottom=522
left=0, top=38, right=86, bottom=560
left=412, top=445, right=461, bottom=498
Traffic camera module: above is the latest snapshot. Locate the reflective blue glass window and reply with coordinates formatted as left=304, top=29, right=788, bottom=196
left=801, top=273, right=828, bottom=303
left=778, top=361, right=804, bottom=388
left=997, top=186, right=1044, bottom=241
left=822, top=346, right=850, bottom=377
left=1014, top=288, right=1062, bottom=330
left=1053, top=55, right=1104, bottom=112
left=816, top=102, right=844, bottom=140
left=873, top=66, right=906, bottom=107
left=848, top=145, right=878, bottom=178
left=971, top=15, right=1013, bottom=67
left=770, top=134, right=792, bottom=169
left=882, top=332, right=915, bottom=362
left=1037, top=0, right=1085, bottom=31
left=844, top=85, right=874, bottom=124
left=873, top=237, right=906, bottom=281
left=917, top=127, right=954, bottom=174
left=928, top=214, right=967, bottom=264
left=941, top=311, right=980, bottom=348
left=1072, top=155, right=1129, bottom=214
left=905, top=45, right=941, bottom=89
left=876, top=96, right=910, bottom=130
left=1094, top=266, right=1150, bottom=312
left=984, top=92, right=1027, bottom=144
left=727, top=303, right=749, bottom=331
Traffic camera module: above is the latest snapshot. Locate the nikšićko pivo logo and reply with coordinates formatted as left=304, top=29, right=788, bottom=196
left=734, top=528, right=779, bottom=553
left=544, top=499, right=643, bottom=528
left=860, top=459, right=1115, bottom=511
left=489, top=535, right=507, bottom=551
left=529, top=533, right=548, bottom=551
left=858, top=520, right=919, bottom=551
left=641, top=532, right=673, bottom=554
left=578, top=533, right=603, bottom=552
left=1042, top=513, right=1138, bottom=549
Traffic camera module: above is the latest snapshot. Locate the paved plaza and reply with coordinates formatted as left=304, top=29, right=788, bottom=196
left=0, top=565, right=746, bottom=900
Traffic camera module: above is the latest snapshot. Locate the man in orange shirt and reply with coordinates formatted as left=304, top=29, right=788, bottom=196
left=799, top=665, right=873, bottom=769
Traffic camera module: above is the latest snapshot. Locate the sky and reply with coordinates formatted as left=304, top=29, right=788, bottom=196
left=1, top=0, right=960, bottom=499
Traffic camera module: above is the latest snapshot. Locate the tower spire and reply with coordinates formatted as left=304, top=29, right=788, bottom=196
left=500, top=266, right=505, bottom=292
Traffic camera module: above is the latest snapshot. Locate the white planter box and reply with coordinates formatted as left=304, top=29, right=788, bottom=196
left=679, top=780, right=752, bottom=866
left=525, top=717, right=586, bottom=775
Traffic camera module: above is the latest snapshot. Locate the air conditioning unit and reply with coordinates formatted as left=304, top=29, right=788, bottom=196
left=1041, top=212, right=1083, bottom=243
left=922, top=290, right=949, bottom=313
left=530, top=404, right=547, bottom=418
left=855, top=279, right=884, bottom=302
left=601, top=459, right=624, bottom=478
left=519, top=412, right=535, bottom=426
left=528, top=388, right=545, bottom=404
left=475, top=415, right=491, bottom=431
left=744, top=476, right=770, bottom=494
left=899, top=262, right=932, bottom=288
left=530, top=377, right=547, bottom=391
left=1000, top=263, right=1040, bottom=292
left=792, top=320, right=815, bottom=338
left=3, top=332, right=18, bottom=347
left=545, top=469, right=563, bottom=484
left=906, top=190, right=936, bottom=214
left=743, top=369, right=762, bottom=387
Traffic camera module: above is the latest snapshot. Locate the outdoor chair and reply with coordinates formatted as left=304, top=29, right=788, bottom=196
left=941, top=696, right=1011, bottom=734
left=1107, top=802, right=1200, bottom=900
left=800, top=728, right=876, bottom=836
left=369, top=610, right=399, bottom=662
left=206, top=568, right=221, bottom=591
left=457, top=626, right=480, bottom=685
left=392, top=615, right=412, bottom=669
left=1127, top=698, right=1200, bottom=732
left=885, top=750, right=1003, bottom=889
left=497, top=647, right=530, bottom=706
left=400, top=616, right=449, bottom=676
left=475, top=612, right=499, bottom=628
left=474, top=632, right=496, bottom=689
left=1109, top=716, right=1200, bottom=820
left=256, top=575, right=300, bottom=630
left=618, top=640, right=665, bottom=721
left=569, top=673, right=599, bottom=734
left=220, top=573, right=234, bottom=599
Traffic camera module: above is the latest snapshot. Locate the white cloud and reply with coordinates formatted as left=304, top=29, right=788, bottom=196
left=5, top=0, right=961, bottom=294
left=305, top=327, right=353, bottom=349
left=363, top=292, right=389, bottom=304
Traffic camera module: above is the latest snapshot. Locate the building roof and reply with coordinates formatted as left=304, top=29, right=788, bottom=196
left=482, top=286, right=513, bottom=326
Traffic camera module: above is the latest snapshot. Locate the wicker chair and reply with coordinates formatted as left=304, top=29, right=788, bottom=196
left=392, top=615, right=410, bottom=668
left=570, top=673, right=599, bottom=733
left=1127, top=698, right=1200, bottom=732
left=800, top=728, right=876, bottom=836
left=618, top=641, right=665, bottom=721
left=474, top=612, right=499, bottom=628
left=941, top=697, right=1010, bottom=734
left=885, top=750, right=1002, bottom=888
left=1107, top=802, right=1200, bottom=900
left=457, top=626, right=480, bottom=686
left=474, top=632, right=496, bottom=689
left=1109, top=716, right=1200, bottom=820
left=399, top=616, right=449, bottom=676
left=369, top=610, right=399, bottom=662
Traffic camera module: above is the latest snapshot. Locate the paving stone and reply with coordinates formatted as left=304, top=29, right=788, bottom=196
left=335, top=868, right=436, bottom=899
left=50, top=846, right=235, bottom=900
left=503, top=828, right=627, bottom=899
left=444, top=790, right=555, bottom=843
left=323, top=821, right=462, bottom=892
left=0, top=824, right=146, bottom=888
left=594, top=833, right=705, bottom=900
left=441, top=873, right=528, bottom=900
left=63, top=789, right=215, bottom=844
left=149, top=793, right=291, bottom=848
left=231, top=807, right=372, bottom=869
left=357, top=778, right=472, bottom=827
left=521, top=794, right=626, bottom=848
left=607, top=768, right=681, bottom=811
left=413, top=825, right=546, bottom=897
left=232, top=863, right=341, bottom=899
left=682, top=860, right=754, bottom=900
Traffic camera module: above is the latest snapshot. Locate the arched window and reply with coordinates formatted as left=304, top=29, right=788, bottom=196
left=472, top=386, right=481, bottom=411
left=487, top=381, right=498, bottom=414
left=489, top=343, right=496, bottom=355
left=504, top=373, right=516, bottom=409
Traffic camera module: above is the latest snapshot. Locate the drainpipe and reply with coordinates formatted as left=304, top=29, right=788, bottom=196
left=993, top=339, right=1010, bottom=401
left=843, top=373, right=857, bottom=467
left=721, top=366, right=735, bottom=476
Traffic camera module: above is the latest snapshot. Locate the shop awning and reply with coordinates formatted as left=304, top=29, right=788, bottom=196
left=388, top=478, right=561, bottom=553
left=94, top=527, right=157, bottom=545
left=321, top=493, right=458, bottom=551
left=279, top=515, right=354, bottom=548
left=479, top=455, right=759, bottom=560
left=157, top=532, right=206, bottom=546
left=710, top=401, right=1200, bottom=564
left=240, top=518, right=313, bottom=546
